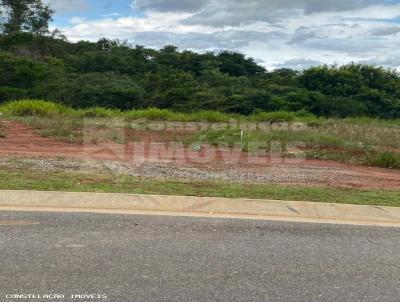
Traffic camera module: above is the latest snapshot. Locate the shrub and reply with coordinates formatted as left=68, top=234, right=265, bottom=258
left=251, top=111, right=296, bottom=122
left=295, top=109, right=315, bottom=118
left=77, top=107, right=121, bottom=118
left=188, top=110, right=233, bottom=122
left=125, top=108, right=182, bottom=121
left=366, top=151, right=400, bottom=169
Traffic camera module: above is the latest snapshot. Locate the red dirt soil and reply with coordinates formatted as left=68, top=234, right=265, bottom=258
left=1, top=121, right=399, bottom=189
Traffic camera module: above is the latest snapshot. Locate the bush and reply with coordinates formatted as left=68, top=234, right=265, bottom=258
left=125, top=108, right=183, bottom=121
left=0, top=87, right=28, bottom=102
left=77, top=107, right=121, bottom=118
left=251, top=111, right=296, bottom=122
left=188, top=110, right=233, bottom=122
left=295, top=109, right=315, bottom=118
left=0, top=99, right=73, bottom=117
left=366, top=151, right=400, bottom=169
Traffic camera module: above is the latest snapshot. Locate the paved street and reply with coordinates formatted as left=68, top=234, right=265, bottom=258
left=0, top=211, right=399, bottom=302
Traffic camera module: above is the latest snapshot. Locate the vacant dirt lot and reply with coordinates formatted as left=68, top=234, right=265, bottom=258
left=0, top=121, right=399, bottom=189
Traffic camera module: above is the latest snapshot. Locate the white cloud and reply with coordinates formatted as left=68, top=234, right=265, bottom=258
left=132, top=0, right=208, bottom=12
left=102, top=13, right=121, bottom=18
left=69, top=17, right=86, bottom=24
left=371, top=26, right=400, bottom=36
left=55, top=1, right=400, bottom=70
left=45, top=0, right=90, bottom=14
left=274, top=58, right=323, bottom=70
left=132, top=0, right=387, bottom=25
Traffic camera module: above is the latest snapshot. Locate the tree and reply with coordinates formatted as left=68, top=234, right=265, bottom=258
left=0, top=34, right=399, bottom=118
left=65, top=72, right=145, bottom=109
left=217, top=51, right=265, bottom=77
left=0, top=0, right=53, bottom=35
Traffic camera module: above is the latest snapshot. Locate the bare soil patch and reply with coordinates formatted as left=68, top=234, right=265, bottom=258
left=0, top=121, right=399, bottom=189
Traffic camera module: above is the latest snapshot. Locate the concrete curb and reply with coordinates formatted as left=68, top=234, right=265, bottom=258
left=0, top=190, right=399, bottom=227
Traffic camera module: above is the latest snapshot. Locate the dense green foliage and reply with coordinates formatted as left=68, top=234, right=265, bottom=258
left=0, top=33, right=400, bottom=118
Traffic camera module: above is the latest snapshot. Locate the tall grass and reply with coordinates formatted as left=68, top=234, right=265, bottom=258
left=0, top=99, right=73, bottom=117
left=0, top=121, right=6, bottom=138
left=0, top=100, right=294, bottom=122
left=366, top=151, right=400, bottom=169
left=188, top=126, right=400, bottom=168
left=343, top=116, right=400, bottom=128
left=0, top=99, right=398, bottom=127
left=125, top=108, right=186, bottom=121
left=188, top=110, right=235, bottom=122
left=125, top=108, right=234, bottom=122
left=77, top=107, right=121, bottom=118
left=188, top=129, right=351, bottom=152
left=24, top=117, right=84, bottom=144
left=251, top=111, right=296, bottom=122
left=1, top=99, right=399, bottom=169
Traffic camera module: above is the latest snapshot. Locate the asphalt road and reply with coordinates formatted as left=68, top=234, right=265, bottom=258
left=0, top=211, right=399, bottom=302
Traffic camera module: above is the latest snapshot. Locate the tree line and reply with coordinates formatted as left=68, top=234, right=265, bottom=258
left=1, top=0, right=399, bottom=118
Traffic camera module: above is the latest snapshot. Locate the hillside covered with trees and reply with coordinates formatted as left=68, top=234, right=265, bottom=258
left=0, top=1, right=399, bottom=118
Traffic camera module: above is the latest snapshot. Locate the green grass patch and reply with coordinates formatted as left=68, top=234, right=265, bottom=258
left=366, top=151, right=400, bottom=169
left=251, top=111, right=297, bottom=122
left=188, top=110, right=235, bottom=122
left=1, top=100, right=399, bottom=127
left=125, top=107, right=184, bottom=121
left=0, top=123, right=6, bottom=138
left=343, top=116, right=400, bottom=128
left=125, top=109, right=234, bottom=122
left=0, top=99, right=74, bottom=117
left=0, top=168, right=399, bottom=207
left=189, top=129, right=354, bottom=152
left=77, top=107, right=122, bottom=118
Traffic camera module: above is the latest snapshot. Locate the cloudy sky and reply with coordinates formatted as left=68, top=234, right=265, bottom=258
left=47, top=0, right=400, bottom=70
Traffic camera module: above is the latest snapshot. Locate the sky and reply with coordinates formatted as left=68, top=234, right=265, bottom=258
left=46, top=0, right=400, bottom=70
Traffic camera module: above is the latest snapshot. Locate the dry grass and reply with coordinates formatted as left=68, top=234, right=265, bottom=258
left=0, top=122, right=7, bottom=138
left=188, top=121, right=400, bottom=168
left=1, top=100, right=399, bottom=169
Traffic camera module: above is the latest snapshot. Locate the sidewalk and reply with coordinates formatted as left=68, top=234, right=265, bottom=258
left=0, top=190, right=399, bottom=227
